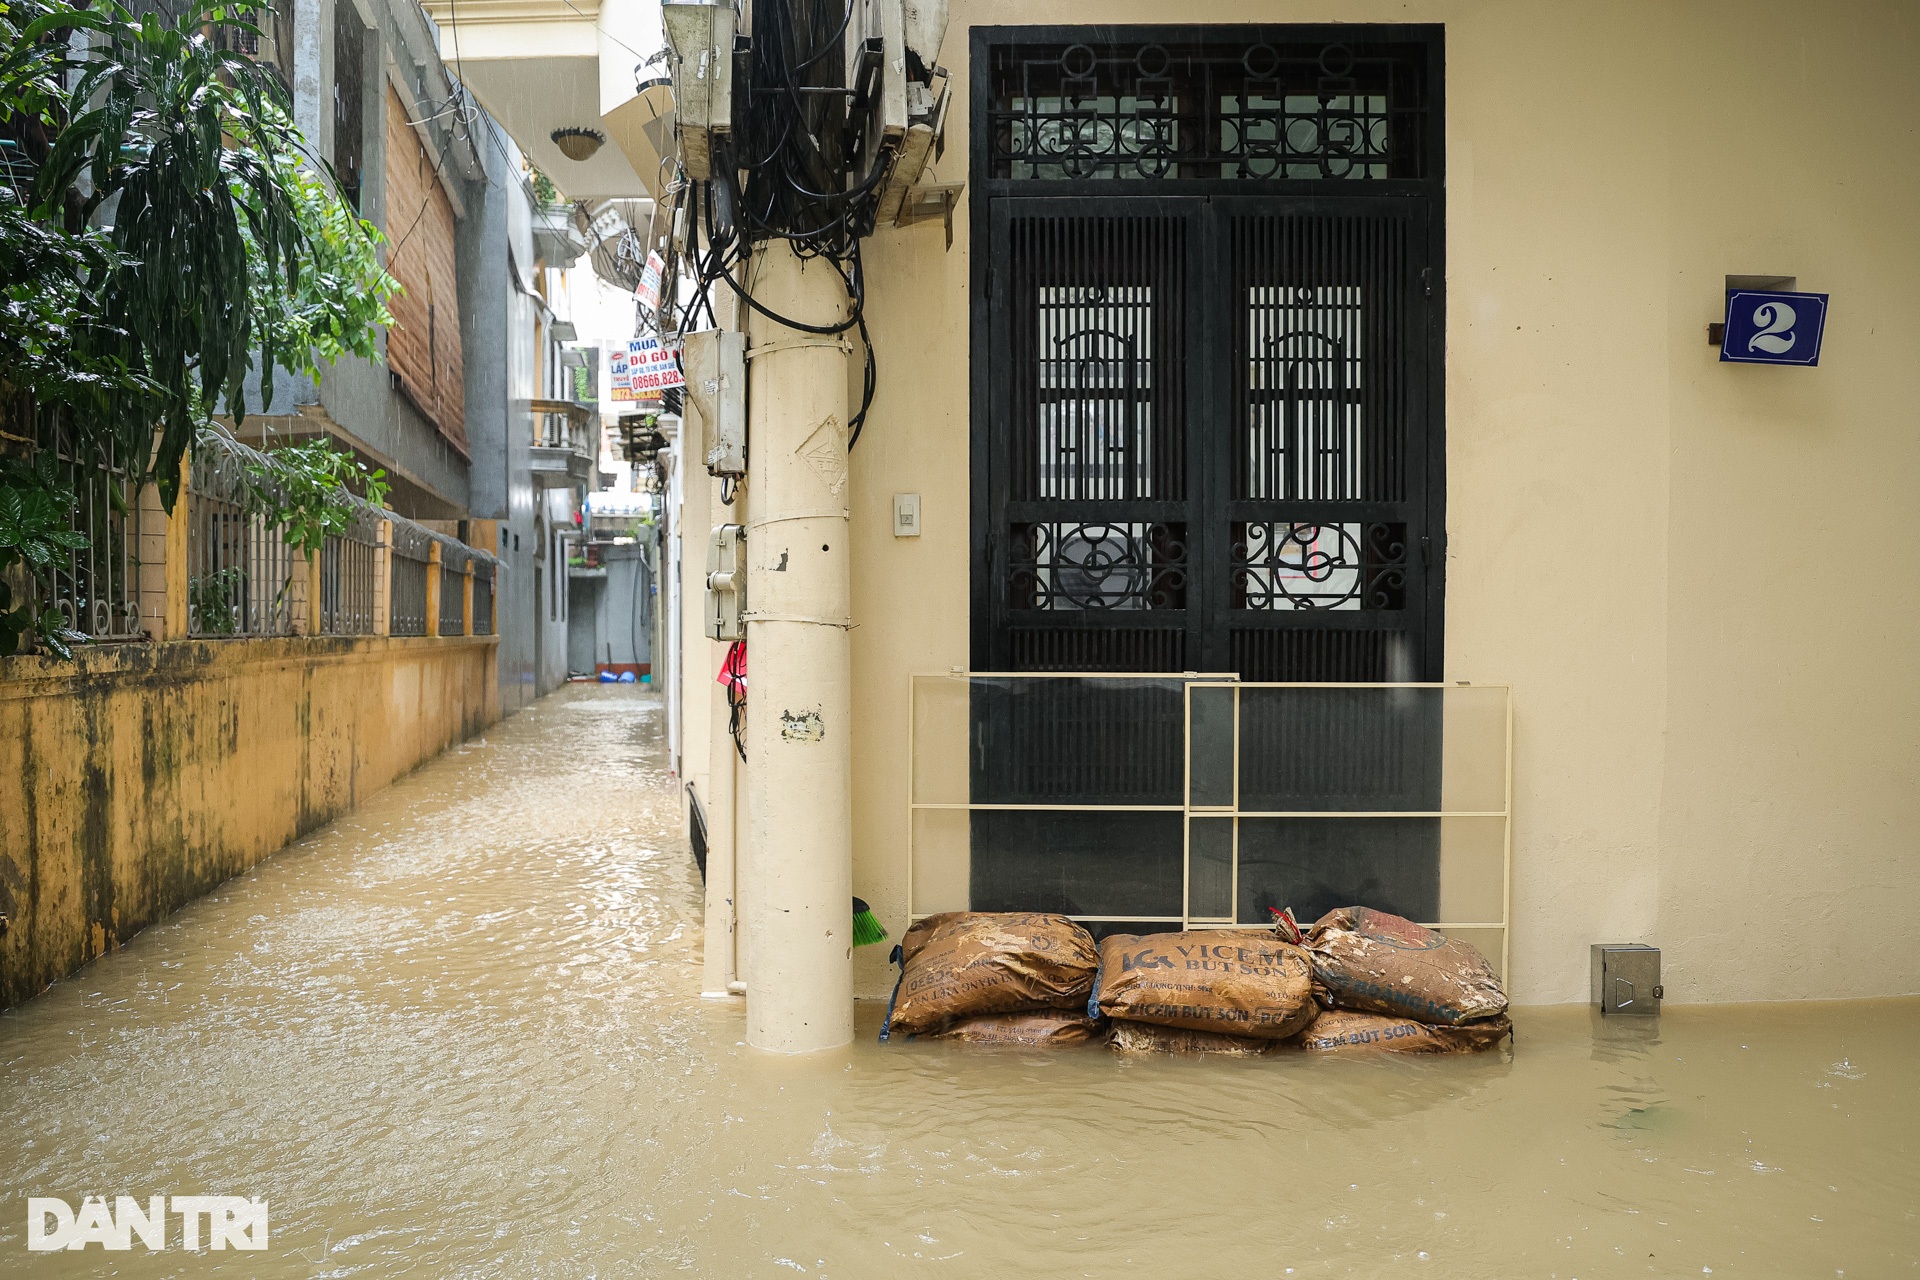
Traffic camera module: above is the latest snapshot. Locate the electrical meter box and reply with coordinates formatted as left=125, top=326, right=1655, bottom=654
left=682, top=329, right=746, bottom=478
left=663, top=2, right=734, bottom=180
left=705, top=523, right=746, bottom=641
left=1591, top=943, right=1663, bottom=1015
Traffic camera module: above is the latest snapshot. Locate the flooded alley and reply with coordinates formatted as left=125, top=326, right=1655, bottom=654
left=1, top=686, right=1914, bottom=1277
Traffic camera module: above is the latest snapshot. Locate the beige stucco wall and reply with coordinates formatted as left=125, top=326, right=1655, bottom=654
left=0, top=636, right=499, bottom=1007
left=684, top=0, right=1920, bottom=1005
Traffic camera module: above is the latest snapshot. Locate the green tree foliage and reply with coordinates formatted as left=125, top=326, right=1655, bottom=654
left=31, top=0, right=308, bottom=506
left=0, top=452, right=88, bottom=658
left=248, top=125, right=399, bottom=386
left=239, top=435, right=391, bottom=559
left=0, top=0, right=161, bottom=422
left=0, top=0, right=400, bottom=658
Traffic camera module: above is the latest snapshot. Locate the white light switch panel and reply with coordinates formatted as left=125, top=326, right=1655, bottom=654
left=893, top=493, right=922, bottom=537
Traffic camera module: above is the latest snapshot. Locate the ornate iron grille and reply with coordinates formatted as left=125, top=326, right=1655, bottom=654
left=976, top=27, right=1443, bottom=686
left=1224, top=201, right=1429, bottom=675
left=187, top=437, right=301, bottom=638
left=7, top=407, right=145, bottom=646
left=1009, top=522, right=1188, bottom=611
left=1033, top=284, right=1160, bottom=499
left=1230, top=521, right=1406, bottom=611
left=987, top=206, right=1192, bottom=671
left=970, top=29, right=1446, bottom=924
left=1243, top=284, right=1364, bottom=501
left=471, top=558, right=494, bottom=635
left=988, top=36, right=1430, bottom=183
left=388, top=522, right=431, bottom=637
left=319, top=505, right=379, bottom=635
left=437, top=538, right=470, bottom=635
left=1008, top=216, right=1188, bottom=502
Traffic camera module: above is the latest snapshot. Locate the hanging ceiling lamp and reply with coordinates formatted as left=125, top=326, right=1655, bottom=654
left=550, top=127, right=605, bottom=162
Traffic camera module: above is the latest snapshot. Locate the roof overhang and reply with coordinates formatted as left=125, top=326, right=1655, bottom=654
left=424, top=0, right=668, bottom=202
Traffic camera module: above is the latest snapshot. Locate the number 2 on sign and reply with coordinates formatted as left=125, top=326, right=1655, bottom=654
left=1748, top=301, right=1797, bottom=354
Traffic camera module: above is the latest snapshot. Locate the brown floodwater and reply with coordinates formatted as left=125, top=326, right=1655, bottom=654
left=2, top=685, right=1914, bottom=1277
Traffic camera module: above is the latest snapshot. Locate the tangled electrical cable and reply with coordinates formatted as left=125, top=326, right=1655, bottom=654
left=669, top=0, right=882, bottom=450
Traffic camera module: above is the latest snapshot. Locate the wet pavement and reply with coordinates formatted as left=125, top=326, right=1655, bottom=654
left=2, top=684, right=1915, bottom=1277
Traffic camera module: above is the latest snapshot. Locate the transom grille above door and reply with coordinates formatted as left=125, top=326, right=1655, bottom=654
left=972, top=26, right=1445, bottom=683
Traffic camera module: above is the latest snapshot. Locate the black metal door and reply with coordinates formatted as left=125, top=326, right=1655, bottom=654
left=984, top=198, right=1203, bottom=672
left=971, top=26, right=1445, bottom=683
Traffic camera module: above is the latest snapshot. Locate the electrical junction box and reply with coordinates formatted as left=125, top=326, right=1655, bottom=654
left=1591, top=944, right=1663, bottom=1015
left=893, top=493, right=921, bottom=536
left=663, top=2, right=734, bottom=181
left=705, top=523, right=746, bottom=641
left=682, top=329, right=746, bottom=478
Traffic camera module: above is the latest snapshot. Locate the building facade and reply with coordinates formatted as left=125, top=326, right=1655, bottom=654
left=442, top=0, right=1920, bottom=1017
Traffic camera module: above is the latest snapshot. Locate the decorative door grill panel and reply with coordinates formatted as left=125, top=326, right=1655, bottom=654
left=976, top=28, right=1441, bottom=685
left=1035, top=285, right=1160, bottom=500
left=981, top=200, right=1435, bottom=678
left=992, top=205, right=1195, bottom=670
left=987, top=36, right=1431, bottom=182
left=1010, top=217, right=1187, bottom=503
left=1233, top=213, right=1411, bottom=505
left=971, top=25, right=1445, bottom=928
left=1010, top=521, right=1188, bottom=610
left=1231, top=520, right=1406, bottom=611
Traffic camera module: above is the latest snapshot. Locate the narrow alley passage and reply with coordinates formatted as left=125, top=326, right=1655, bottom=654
left=2, top=687, right=1915, bottom=1278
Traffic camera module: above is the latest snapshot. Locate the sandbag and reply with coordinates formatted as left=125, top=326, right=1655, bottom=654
left=1091, top=931, right=1317, bottom=1039
left=1292, top=1008, right=1512, bottom=1054
left=1109, top=1020, right=1275, bottom=1056
left=927, top=1011, right=1107, bottom=1047
left=1305, top=907, right=1508, bottom=1026
left=885, top=912, right=1099, bottom=1037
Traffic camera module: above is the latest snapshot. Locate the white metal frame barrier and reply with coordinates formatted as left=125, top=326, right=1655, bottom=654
left=907, top=673, right=1514, bottom=980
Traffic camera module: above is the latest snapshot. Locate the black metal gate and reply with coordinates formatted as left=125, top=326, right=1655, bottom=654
left=970, top=26, right=1445, bottom=682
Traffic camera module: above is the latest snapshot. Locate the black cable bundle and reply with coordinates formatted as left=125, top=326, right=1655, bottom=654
left=674, top=0, right=880, bottom=446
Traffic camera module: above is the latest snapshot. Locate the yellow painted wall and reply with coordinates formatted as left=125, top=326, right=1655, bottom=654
left=817, top=0, right=1920, bottom=1005
left=0, top=636, right=499, bottom=1007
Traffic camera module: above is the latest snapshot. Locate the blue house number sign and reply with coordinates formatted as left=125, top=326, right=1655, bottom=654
left=1720, top=290, right=1830, bottom=366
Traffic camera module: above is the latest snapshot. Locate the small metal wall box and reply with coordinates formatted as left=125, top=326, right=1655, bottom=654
left=705, top=523, right=746, bottom=641
left=1591, top=943, right=1662, bottom=1015
left=682, top=330, right=746, bottom=478
left=662, top=2, right=734, bottom=181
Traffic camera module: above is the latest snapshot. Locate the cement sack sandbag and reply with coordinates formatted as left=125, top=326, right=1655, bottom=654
left=1090, top=931, right=1317, bottom=1039
left=1108, top=1020, right=1275, bottom=1056
left=1291, top=1008, right=1513, bottom=1054
left=885, top=912, right=1099, bottom=1037
left=927, top=1011, right=1107, bottom=1047
left=1305, top=907, right=1508, bottom=1026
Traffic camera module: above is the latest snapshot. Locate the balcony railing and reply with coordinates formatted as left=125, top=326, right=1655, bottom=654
left=530, top=398, right=596, bottom=489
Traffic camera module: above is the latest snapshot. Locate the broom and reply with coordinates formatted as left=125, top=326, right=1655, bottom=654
left=851, top=897, right=888, bottom=948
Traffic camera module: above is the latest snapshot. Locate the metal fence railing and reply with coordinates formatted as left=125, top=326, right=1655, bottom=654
left=187, top=435, right=301, bottom=638
left=471, top=556, right=495, bottom=635
left=908, top=674, right=1515, bottom=981
left=319, top=503, right=381, bottom=635
left=5, top=418, right=504, bottom=650
left=388, top=521, right=431, bottom=637
left=437, top=537, right=470, bottom=636
left=11, top=408, right=147, bottom=646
